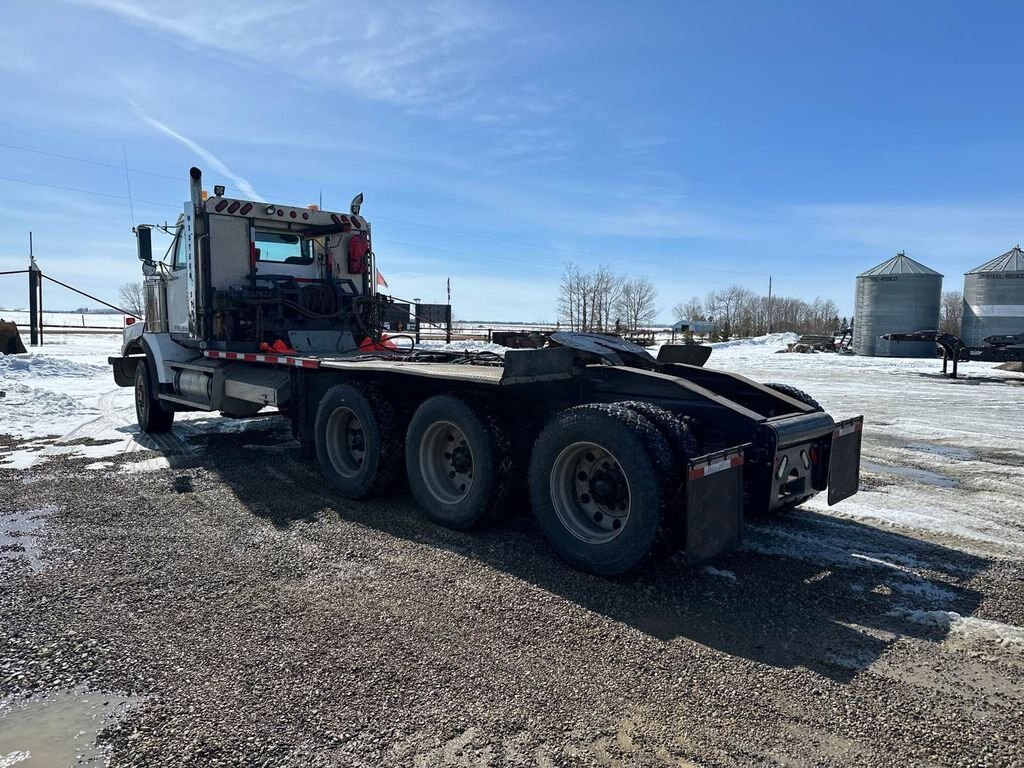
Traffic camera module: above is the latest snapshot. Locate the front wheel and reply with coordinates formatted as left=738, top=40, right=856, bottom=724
left=529, top=404, right=676, bottom=576
left=135, top=361, right=174, bottom=433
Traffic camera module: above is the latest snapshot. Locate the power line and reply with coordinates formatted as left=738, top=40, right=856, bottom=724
left=0, top=174, right=178, bottom=210
left=0, top=140, right=182, bottom=182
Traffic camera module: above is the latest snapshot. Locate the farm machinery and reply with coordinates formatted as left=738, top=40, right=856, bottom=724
left=881, top=330, right=1024, bottom=378
left=108, top=167, right=863, bottom=575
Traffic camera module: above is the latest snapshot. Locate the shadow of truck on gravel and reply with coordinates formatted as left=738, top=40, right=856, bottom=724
left=192, top=423, right=990, bottom=685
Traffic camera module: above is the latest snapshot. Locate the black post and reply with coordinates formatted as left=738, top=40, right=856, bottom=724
left=37, top=269, right=43, bottom=345
left=28, top=262, right=40, bottom=346
left=445, top=305, right=452, bottom=345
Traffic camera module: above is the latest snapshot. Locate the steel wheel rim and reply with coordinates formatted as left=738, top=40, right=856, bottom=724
left=325, top=406, right=366, bottom=478
left=550, top=442, right=631, bottom=544
left=135, top=372, right=146, bottom=421
left=419, top=420, right=474, bottom=505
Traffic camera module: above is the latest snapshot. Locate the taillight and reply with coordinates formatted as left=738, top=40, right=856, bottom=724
left=239, top=203, right=253, bottom=215
left=348, top=234, right=369, bottom=273
left=215, top=199, right=228, bottom=212
left=775, top=455, right=789, bottom=480
left=227, top=201, right=240, bottom=214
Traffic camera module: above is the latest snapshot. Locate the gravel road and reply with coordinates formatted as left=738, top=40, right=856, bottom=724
left=2, top=420, right=1023, bottom=767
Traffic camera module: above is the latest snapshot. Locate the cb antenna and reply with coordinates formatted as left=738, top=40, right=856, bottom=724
left=122, top=144, right=136, bottom=230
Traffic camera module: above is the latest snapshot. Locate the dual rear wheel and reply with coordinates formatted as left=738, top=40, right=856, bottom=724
left=314, top=385, right=695, bottom=576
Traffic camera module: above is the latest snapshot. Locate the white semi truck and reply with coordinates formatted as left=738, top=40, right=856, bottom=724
left=109, top=167, right=863, bottom=575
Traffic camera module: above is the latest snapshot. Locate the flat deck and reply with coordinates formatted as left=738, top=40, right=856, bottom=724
left=204, top=349, right=506, bottom=384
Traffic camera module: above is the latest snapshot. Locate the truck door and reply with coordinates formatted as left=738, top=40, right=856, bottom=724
left=166, top=227, right=190, bottom=335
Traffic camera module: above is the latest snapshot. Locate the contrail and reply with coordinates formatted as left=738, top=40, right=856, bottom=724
left=132, top=103, right=263, bottom=200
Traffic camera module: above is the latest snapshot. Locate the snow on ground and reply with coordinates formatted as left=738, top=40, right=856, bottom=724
left=2, top=328, right=1023, bottom=559
left=709, top=334, right=1024, bottom=555
left=0, top=310, right=130, bottom=329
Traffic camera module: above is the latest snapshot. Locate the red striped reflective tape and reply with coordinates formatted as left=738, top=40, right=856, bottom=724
left=204, top=350, right=319, bottom=369
left=834, top=421, right=862, bottom=438
left=688, top=453, right=743, bottom=481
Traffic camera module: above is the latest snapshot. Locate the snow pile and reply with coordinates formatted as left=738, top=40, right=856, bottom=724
left=702, top=566, right=737, bottom=581
left=711, top=332, right=799, bottom=350
left=889, top=608, right=1024, bottom=648
left=0, top=354, right=108, bottom=379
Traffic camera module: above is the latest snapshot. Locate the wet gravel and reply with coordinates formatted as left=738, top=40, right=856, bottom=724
left=2, top=422, right=1023, bottom=767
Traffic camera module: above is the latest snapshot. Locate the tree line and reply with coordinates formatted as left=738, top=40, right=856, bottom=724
left=673, top=286, right=842, bottom=339
left=556, top=263, right=658, bottom=332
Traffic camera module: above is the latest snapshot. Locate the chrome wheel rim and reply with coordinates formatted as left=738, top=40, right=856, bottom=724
left=325, top=407, right=366, bottom=478
left=419, top=420, right=474, bottom=504
left=550, top=442, right=631, bottom=544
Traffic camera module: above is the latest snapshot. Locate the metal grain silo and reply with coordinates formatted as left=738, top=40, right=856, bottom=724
left=853, top=252, right=943, bottom=357
left=961, top=246, right=1024, bottom=346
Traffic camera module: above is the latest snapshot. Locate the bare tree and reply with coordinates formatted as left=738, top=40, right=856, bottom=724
left=557, top=262, right=631, bottom=332
left=119, top=281, right=145, bottom=317
left=672, top=296, right=705, bottom=322
left=617, top=277, right=658, bottom=330
left=941, top=291, right=963, bottom=335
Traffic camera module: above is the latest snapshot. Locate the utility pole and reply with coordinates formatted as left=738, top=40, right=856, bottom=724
left=767, top=274, right=773, bottom=335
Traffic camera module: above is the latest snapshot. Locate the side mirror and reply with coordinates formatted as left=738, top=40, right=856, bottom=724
left=137, top=225, right=153, bottom=262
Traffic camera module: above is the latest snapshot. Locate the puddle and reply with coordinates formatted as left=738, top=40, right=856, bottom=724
left=0, top=688, right=141, bottom=767
left=904, top=443, right=976, bottom=462
left=0, top=507, right=55, bottom=572
left=861, top=461, right=958, bottom=488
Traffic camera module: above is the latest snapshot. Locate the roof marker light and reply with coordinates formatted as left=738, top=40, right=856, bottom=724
left=240, top=203, right=253, bottom=215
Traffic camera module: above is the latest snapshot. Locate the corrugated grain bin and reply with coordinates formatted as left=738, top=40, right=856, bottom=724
left=853, top=252, right=943, bottom=357
left=961, top=246, right=1024, bottom=346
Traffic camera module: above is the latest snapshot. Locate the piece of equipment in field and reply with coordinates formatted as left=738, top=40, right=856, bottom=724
left=0, top=320, right=27, bottom=355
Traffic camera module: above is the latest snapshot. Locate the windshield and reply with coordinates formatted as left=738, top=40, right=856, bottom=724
left=255, top=231, right=313, bottom=264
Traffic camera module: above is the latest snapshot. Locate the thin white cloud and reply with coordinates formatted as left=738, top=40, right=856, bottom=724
left=75, top=0, right=523, bottom=116
left=131, top=104, right=262, bottom=200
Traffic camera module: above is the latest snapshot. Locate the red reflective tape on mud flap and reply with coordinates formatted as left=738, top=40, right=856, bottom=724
left=688, top=453, right=744, bottom=481
left=834, top=420, right=862, bottom=438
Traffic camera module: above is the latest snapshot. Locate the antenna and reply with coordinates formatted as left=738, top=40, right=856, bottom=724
left=122, top=144, right=136, bottom=229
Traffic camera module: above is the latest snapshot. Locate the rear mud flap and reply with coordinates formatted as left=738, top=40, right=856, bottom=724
left=827, top=416, right=863, bottom=505
left=685, top=444, right=747, bottom=562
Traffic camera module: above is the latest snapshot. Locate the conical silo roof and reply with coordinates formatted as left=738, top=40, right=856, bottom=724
left=858, top=252, right=943, bottom=278
left=966, top=245, right=1024, bottom=274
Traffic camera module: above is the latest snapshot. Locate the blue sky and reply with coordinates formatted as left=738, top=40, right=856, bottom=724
left=1, top=0, right=1022, bottom=321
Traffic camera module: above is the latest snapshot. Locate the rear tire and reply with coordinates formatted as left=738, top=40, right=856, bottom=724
left=764, top=383, right=822, bottom=411
left=315, top=383, right=400, bottom=499
left=135, top=361, right=174, bottom=433
left=616, top=401, right=698, bottom=550
left=405, top=395, right=511, bottom=530
left=529, top=404, right=676, bottom=576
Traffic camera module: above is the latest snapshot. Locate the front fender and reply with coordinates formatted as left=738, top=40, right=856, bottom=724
left=121, top=321, right=145, bottom=355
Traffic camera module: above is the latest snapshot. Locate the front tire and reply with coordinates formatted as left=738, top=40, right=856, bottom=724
left=135, top=361, right=174, bottom=433
left=315, top=383, right=400, bottom=499
left=529, top=404, right=676, bottom=576
left=405, top=395, right=511, bottom=530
